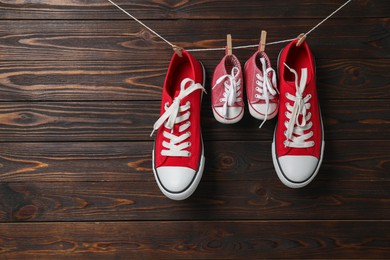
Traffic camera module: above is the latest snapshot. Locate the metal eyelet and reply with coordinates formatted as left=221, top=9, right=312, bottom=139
left=285, top=93, right=289, bottom=97
left=187, top=152, right=191, bottom=157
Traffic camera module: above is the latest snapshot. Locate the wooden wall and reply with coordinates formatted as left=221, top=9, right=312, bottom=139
left=0, top=0, right=389, bottom=259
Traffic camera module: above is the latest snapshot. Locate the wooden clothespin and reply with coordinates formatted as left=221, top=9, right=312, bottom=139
left=173, top=45, right=183, bottom=57
left=259, top=30, right=267, bottom=52
left=227, top=34, right=233, bottom=56
left=296, top=33, right=306, bottom=47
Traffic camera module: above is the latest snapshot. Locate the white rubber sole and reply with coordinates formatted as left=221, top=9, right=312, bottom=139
left=152, top=62, right=206, bottom=200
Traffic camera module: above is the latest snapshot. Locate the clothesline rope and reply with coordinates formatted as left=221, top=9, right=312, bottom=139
left=107, top=0, right=352, bottom=52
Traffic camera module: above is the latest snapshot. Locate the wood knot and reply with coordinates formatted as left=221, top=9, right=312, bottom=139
left=19, top=112, right=35, bottom=123
left=14, top=204, right=38, bottom=220
left=207, top=239, right=223, bottom=249
left=256, top=187, right=267, bottom=196
left=220, top=154, right=234, bottom=167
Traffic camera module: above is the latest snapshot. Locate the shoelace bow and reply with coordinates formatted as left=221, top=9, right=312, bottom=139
left=283, top=63, right=314, bottom=148
left=151, top=78, right=205, bottom=157
left=255, top=57, right=278, bottom=128
left=212, top=67, right=242, bottom=118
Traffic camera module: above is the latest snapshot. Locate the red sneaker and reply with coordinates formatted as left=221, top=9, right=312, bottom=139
left=211, top=51, right=244, bottom=124
left=272, top=40, right=324, bottom=188
left=151, top=50, right=206, bottom=200
left=245, top=50, right=279, bottom=127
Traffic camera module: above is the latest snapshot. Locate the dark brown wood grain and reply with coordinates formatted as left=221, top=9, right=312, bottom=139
left=0, top=180, right=389, bottom=222
left=0, top=0, right=389, bottom=258
left=0, top=100, right=387, bottom=142
left=0, top=221, right=389, bottom=259
left=0, top=19, right=388, bottom=61
left=0, top=140, right=388, bottom=183
left=0, top=0, right=387, bottom=19
left=0, top=59, right=388, bottom=101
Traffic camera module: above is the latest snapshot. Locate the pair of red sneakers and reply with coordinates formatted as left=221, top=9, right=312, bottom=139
left=212, top=48, right=278, bottom=127
left=151, top=40, right=324, bottom=200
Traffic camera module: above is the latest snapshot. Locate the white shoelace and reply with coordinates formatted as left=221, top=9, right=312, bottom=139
left=151, top=78, right=205, bottom=157
left=283, top=63, right=314, bottom=148
left=255, top=58, right=278, bottom=128
left=212, top=67, right=242, bottom=118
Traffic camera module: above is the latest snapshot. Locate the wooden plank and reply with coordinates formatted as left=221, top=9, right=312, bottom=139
left=0, top=100, right=388, bottom=142
left=0, top=140, right=388, bottom=183
left=0, top=59, right=388, bottom=101
left=0, top=221, right=389, bottom=259
left=0, top=180, right=389, bottom=221
left=0, top=61, right=165, bottom=101
left=0, top=19, right=388, bottom=61
left=0, top=0, right=387, bottom=20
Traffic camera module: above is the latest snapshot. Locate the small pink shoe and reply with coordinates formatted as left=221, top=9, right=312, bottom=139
left=245, top=50, right=279, bottom=127
left=211, top=51, right=244, bottom=124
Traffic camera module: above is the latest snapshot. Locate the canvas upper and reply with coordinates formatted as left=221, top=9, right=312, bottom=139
left=151, top=49, right=205, bottom=200
left=211, top=52, right=244, bottom=124
left=273, top=39, right=324, bottom=188
left=245, top=50, right=279, bottom=126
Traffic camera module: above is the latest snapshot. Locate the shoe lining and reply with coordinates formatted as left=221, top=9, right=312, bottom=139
left=170, top=60, right=192, bottom=97
left=224, top=55, right=239, bottom=74
left=284, top=46, right=309, bottom=81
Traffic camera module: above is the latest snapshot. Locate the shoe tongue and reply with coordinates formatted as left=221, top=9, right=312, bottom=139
left=285, top=68, right=312, bottom=90
left=173, top=88, right=181, bottom=99
left=256, top=67, right=264, bottom=77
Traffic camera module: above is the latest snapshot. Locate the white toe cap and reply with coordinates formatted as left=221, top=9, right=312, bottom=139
left=215, top=106, right=243, bottom=120
left=278, top=155, right=319, bottom=183
left=251, top=103, right=277, bottom=116
left=156, top=166, right=196, bottom=193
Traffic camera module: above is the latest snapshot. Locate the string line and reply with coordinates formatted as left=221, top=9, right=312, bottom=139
left=107, top=0, right=352, bottom=52
left=304, top=0, right=352, bottom=37
left=107, top=0, right=174, bottom=48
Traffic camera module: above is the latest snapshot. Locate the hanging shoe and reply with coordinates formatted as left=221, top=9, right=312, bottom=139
left=211, top=50, right=244, bottom=124
left=245, top=50, right=279, bottom=127
left=151, top=49, right=206, bottom=200
left=272, top=39, right=324, bottom=188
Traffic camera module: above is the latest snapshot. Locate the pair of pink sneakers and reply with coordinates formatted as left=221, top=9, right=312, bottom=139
left=212, top=47, right=278, bottom=127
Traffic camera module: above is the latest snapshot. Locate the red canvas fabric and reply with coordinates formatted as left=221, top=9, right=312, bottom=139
left=275, top=40, right=323, bottom=158
left=154, top=50, right=204, bottom=171
left=245, top=51, right=278, bottom=115
left=211, top=52, right=244, bottom=120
